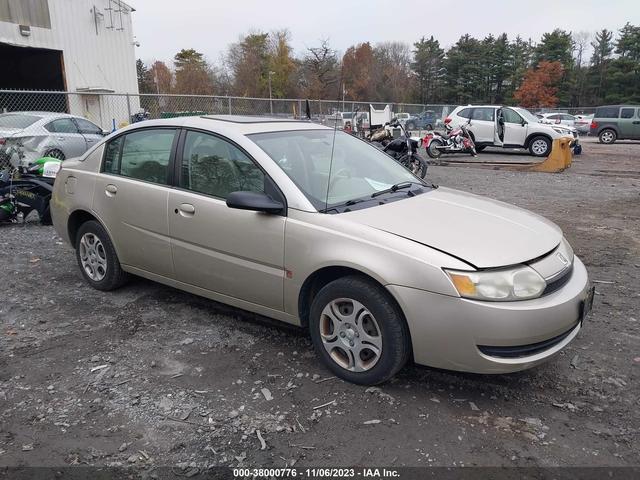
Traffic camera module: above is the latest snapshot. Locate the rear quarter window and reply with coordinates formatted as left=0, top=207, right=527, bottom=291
left=595, top=107, right=620, bottom=119
left=457, top=108, right=472, bottom=119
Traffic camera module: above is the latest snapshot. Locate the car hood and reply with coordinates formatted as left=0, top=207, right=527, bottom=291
left=342, top=187, right=562, bottom=268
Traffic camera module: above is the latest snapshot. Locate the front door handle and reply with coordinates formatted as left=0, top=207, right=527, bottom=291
left=176, top=203, right=195, bottom=217
left=105, top=184, right=117, bottom=196
left=633, top=121, right=640, bottom=124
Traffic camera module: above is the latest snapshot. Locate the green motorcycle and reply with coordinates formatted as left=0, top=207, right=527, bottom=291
left=0, top=157, right=62, bottom=224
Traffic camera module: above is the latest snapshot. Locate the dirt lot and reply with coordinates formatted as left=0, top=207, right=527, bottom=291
left=1, top=137, right=639, bottom=473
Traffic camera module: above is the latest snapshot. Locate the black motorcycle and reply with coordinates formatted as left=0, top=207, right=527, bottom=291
left=369, top=118, right=428, bottom=178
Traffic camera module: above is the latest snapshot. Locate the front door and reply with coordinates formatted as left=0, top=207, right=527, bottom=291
left=92, top=127, right=177, bottom=277
left=74, top=117, right=105, bottom=152
left=619, top=107, right=640, bottom=139
left=168, top=130, right=286, bottom=310
left=502, top=108, right=528, bottom=147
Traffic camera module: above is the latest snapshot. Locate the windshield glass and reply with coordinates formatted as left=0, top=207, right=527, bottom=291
left=0, top=114, right=41, bottom=129
left=514, top=108, right=540, bottom=124
left=249, top=129, right=425, bottom=211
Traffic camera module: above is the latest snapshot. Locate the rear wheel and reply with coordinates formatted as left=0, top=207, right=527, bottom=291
left=426, top=139, right=443, bottom=158
left=528, top=136, right=552, bottom=157
left=406, top=122, right=416, bottom=130
left=598, top=129, right=616, bottom=144
left=44, top=149, right=65, bottom=160
left=75, top=220, right=128, bottom=291
left=309, top=276, right=411, bottom=385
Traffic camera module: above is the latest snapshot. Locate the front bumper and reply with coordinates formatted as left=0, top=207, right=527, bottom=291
left=388, top=256, right=591, bottom=374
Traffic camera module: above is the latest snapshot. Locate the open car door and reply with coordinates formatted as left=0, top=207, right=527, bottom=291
left=494, top=108, right=505, bottom=146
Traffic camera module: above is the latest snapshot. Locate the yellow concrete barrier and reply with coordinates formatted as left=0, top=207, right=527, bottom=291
left=529, top=137, right=573, bottom=173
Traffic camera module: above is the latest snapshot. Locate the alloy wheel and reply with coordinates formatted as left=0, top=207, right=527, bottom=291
left=79, top=232, right=107, bottom=281
left=600, top=131, right=614, bottom=143
left=319, top=298, right=383, bottom=372
left=531, top=139, right=549, bottom=156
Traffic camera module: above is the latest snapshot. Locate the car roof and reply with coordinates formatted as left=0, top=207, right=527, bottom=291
left=118, top=115, right=331, bottom=135
left=0, top=111, right=76, bottom=119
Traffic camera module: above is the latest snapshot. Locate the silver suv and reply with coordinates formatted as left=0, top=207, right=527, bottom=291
left=447, top=105, right=578, bottom=157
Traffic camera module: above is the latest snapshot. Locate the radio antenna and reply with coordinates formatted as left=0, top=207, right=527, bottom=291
left=323, top=102, right=340, bottom=212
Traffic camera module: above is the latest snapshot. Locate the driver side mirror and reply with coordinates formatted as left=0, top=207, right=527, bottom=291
left=226, top=191, right=284, bottom=214
left=101, top=129, right=111, bottom=136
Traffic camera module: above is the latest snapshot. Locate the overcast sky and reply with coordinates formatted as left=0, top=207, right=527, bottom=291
left=129, top=0, right=640, bottom=65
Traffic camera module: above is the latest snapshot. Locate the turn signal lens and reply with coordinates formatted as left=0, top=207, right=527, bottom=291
left=449, top=273, right=477, bottom=296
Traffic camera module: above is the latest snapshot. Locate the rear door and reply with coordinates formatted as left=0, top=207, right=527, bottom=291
left=167, top=129, right=286, bottom=310
left=469, top=107, right=496, bottom=144
left=619, top=107, right=639, bottom=139
left=44, top=118, right=87, bottom=158
left=92, top=127, right=178, bottom=277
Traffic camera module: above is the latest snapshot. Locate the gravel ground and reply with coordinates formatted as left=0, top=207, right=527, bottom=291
left=0, top=138, right=639, bottom=473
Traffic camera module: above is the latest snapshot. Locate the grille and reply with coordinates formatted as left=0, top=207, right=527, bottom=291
left=478, top=323, right=578, bottom=359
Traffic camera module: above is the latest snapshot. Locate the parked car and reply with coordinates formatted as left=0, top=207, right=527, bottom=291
left=394, top=112, right=411, bottom=126
left=405, top=110, right=437, bottom=131
left=51, top=116, right=593, bottom=385
left=589, top=105, right=640, bottom=144
left=574, top=114, right=594, bottom=134
left=325, top=111, right=370, bottom=130
left=538, top=112, right=577, bottom=128
left=447, top=105, right=578, bottom=157
left=0, top=112, right=106, bottom=169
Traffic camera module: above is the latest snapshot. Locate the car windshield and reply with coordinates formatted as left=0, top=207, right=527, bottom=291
left=0, top=114, right=41, bottom=129
left=514, top=108, right=541, bottom=124
left=249, top=129, right=429, bottom=212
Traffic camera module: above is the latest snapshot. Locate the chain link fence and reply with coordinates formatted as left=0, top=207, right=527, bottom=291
left=0, top=89, right=599, bottom=132
left=0, top=89, right=461, bottom=130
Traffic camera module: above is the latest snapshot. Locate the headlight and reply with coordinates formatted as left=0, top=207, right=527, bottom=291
left=445, top=265, right=546, bottom=301
left=552, top=127, right=569, bottom=135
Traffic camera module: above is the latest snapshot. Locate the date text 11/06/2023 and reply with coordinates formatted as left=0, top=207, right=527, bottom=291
left=233, top=468, right=401, bottom=479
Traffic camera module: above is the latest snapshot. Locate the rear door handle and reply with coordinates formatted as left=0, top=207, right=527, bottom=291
left=105, top=184, right=117, bottom=196
left=633, top=121, right=640, bottom=124
left=176, top=203, right=195, bottom=217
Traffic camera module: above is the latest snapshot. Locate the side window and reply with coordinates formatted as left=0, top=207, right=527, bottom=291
left=180, top=131, right=265, bottom=199
left=45, top=118, right=79, bottom=133
left=471, top=108, right=495, bottom=121
left=102, top=129, right=175, bottom=184
left=562, top=114, right=575, bottom=121
left=457, top=108, right=472, bottom=119
left=502, top=109, right=523, bottom=124
left=595, top=107, right=620, bottom=118
left=75, top=118, right=103, bottom=135
left=103, top=136, right=123, bottom=174
left=621, top=108, right=635, bottom=119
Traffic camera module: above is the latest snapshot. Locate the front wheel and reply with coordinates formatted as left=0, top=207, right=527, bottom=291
left=426, top=139, right=443, bottom=158
left=475, top=145, right=486, bottom=152
left=406, top=122, right=415, bottom=130
left=309, top=276, right=411, bottom=385
left=398, top=154, right=427, bottom=178
left=528, top=136, right=552, bottom=157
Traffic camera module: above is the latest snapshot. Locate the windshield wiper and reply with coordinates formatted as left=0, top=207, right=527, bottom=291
left=370, top=181, right=422, bottom=198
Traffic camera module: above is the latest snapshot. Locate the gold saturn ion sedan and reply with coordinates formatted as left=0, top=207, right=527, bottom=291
left=51, top=116, right=594, bottom=385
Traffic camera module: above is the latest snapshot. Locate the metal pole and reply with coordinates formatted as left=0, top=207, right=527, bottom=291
left=268, top=71, right=274, bottom=115
left=228, top=97, right=232, bottom=115
left=125, top=93, right=132, bottom=122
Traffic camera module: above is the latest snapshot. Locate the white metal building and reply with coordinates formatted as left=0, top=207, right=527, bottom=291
left=0, top=0, right=139, bottom=127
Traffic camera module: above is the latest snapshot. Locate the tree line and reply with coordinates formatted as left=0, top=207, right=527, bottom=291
left=137, top=24, right=640, bottom=108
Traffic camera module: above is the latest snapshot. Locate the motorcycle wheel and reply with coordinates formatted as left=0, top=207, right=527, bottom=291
left=426, top=139, right=443, bottom=159
left=398, top=154, right=428, bottom=179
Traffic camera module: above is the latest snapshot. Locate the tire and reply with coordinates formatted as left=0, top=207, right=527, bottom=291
left=426, top=138, right=443, bottom=159
left=309, top=276, right=411, bottom=385
left=425, top=124, right=433, bottom=131
left=399, top=153, right=428, bottom=178
left=44, top=149, right=65, bottom=160
left=475, top=145, right=486, bottom=152
left=75, top=220, right=128, bottom=291
left=598, top=129, right=616, bottom=144
left=406, top=122, right=415, bottom=130
left=528, top=136, right=552, bottom=157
